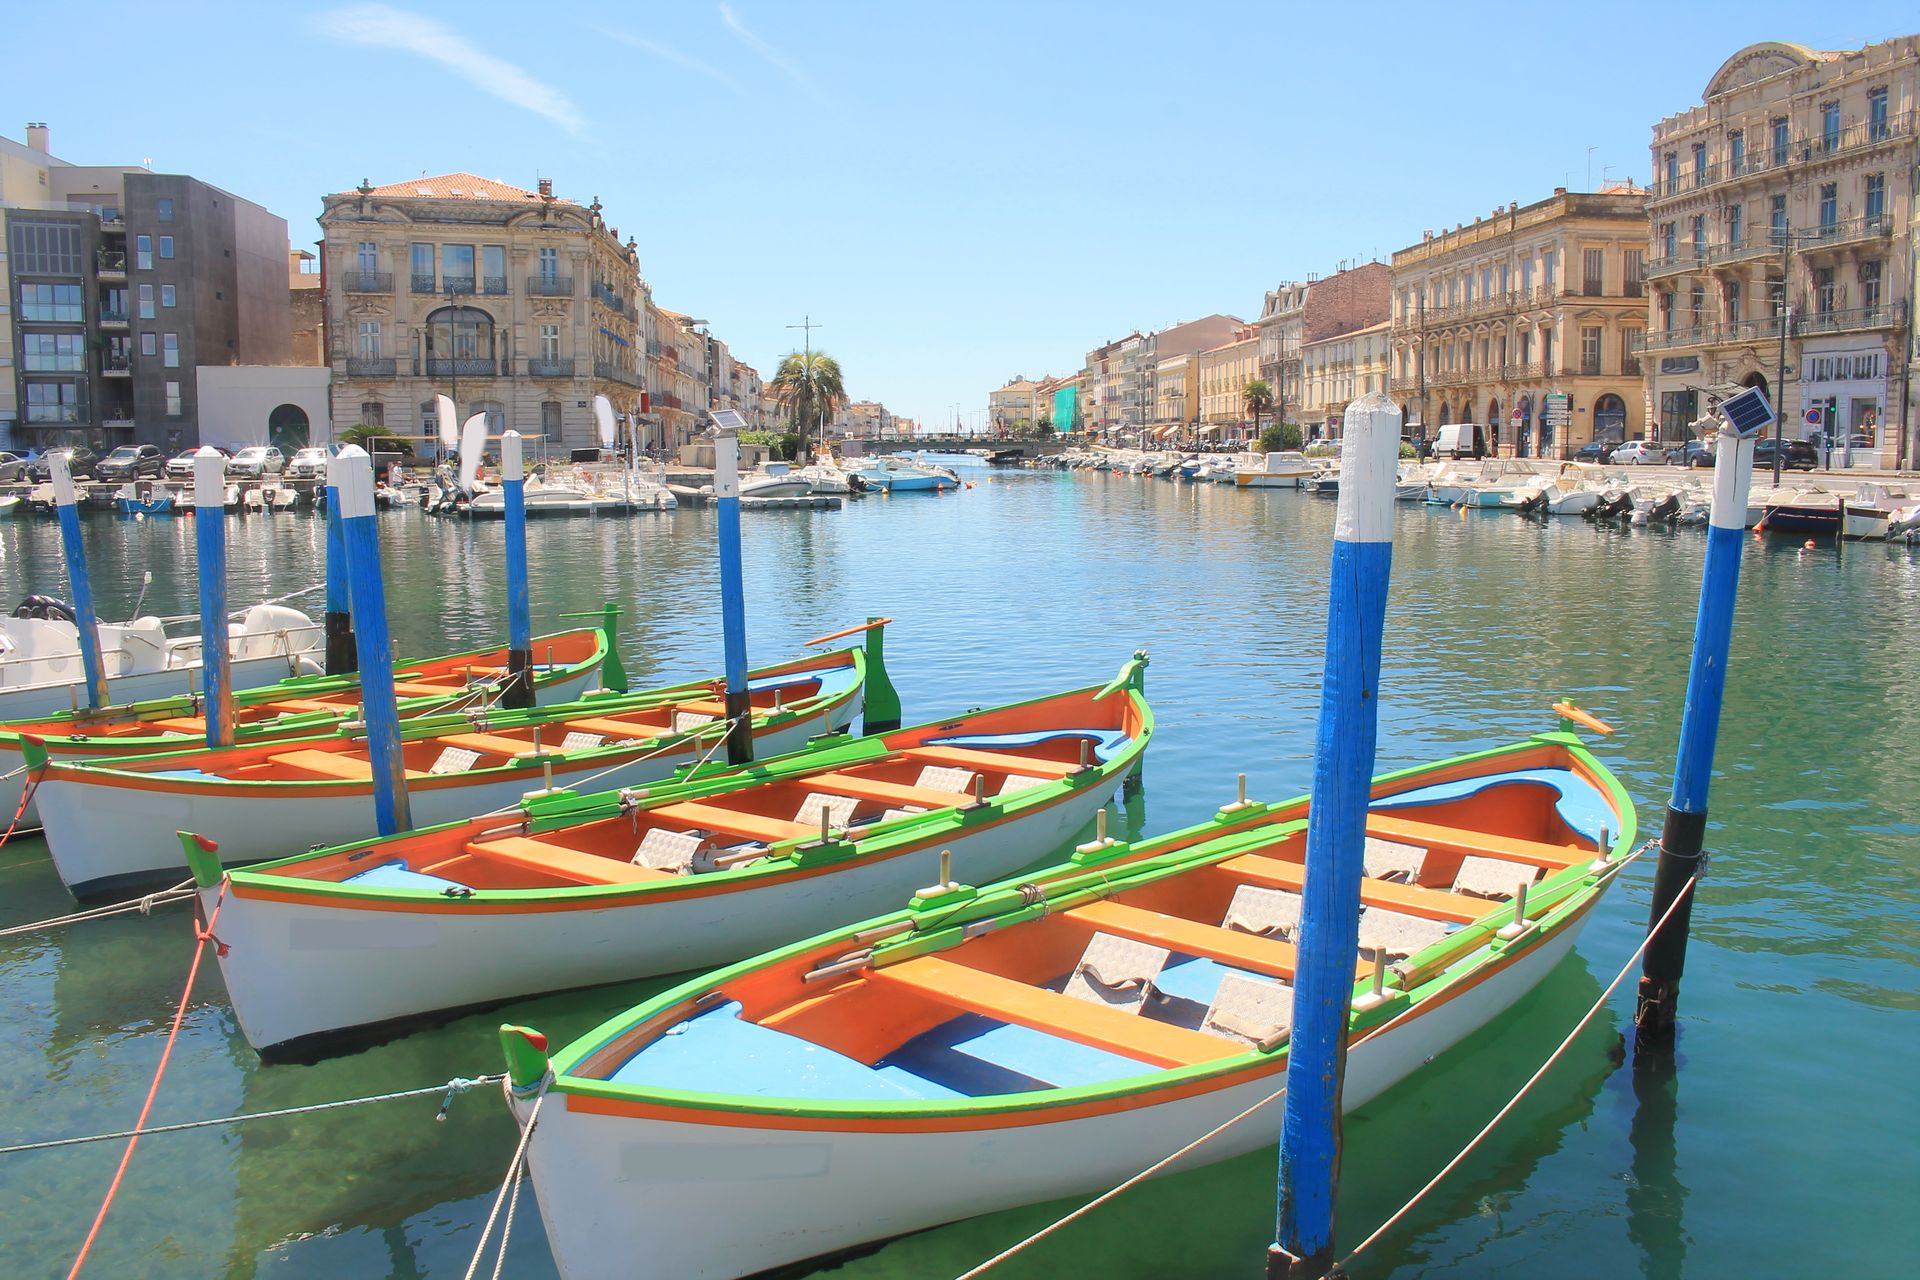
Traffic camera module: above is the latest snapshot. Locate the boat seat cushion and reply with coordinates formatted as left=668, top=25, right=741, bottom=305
left=1223, top=885, right=1301, bottom=940
left=633, top=828, right=706, bottom=874
left=1363, top=837, right=1425, bottom=882
left=429, top=746, right=482, bottom=775
left=1452, top=855, right=1542, bottom=900
left=914, top=765, right=976, bottom=795
left=997, top=773, right=1051, bottom=795
left=1357, top=908, right=1453, bottom=959
left=795, top=792, right=861, bottom=831
left=1063, top=932, right=1169, bottom=1013
left=560, top=731, right=605, bottom=752
left=1202, top=972, right=1296, bottom=1046
left=674, top=711, right=717, bottom=735
left=345, top=860, right=472, bottom=893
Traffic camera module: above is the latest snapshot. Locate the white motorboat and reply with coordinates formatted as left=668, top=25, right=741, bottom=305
left=0, top=602, right=324, bottom=720
left=1234, top=450, right=1317, bottom=488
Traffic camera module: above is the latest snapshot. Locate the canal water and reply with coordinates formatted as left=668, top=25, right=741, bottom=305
left=0, top=464, right=1913, bottom=1278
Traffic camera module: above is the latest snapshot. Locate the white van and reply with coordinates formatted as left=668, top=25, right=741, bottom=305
left=1431, top=423, right=1485, bottom=459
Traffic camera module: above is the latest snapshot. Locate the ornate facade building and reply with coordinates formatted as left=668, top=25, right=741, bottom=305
left=319, top=172, right=646, bottom=449
left=1645, top=37, right=1917, bottom=466
left=1390, top=188, right=1649, bottom=457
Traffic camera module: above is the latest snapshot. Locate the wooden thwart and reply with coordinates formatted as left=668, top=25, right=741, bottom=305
left=435, top=731, right=535, bottom=757
left=269, top=748, right=427, bottom=782
left=1366, top=814, right=1581, bottom=871
left=559, top=716, right=672, bottom=740
left=1219, top=853, right=1486, bottom=925
left=648, top=801, right=817, bottom=846
left=804, top=770, right=973, bottom=811
left=870, top=954, right=1234, bottom=1069
left=899, top=747, right=1080, bottom=778
left=465, top=835, right=668, bottom=884
left=1063, top=899, right=1351, bottom=982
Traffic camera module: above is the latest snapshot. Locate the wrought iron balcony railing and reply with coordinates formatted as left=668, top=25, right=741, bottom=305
left=346, top=357, right=397, bottom=377
left=527, top=357, right=576, bottom=378
left=527, top=275, right=574, bottom=296
left=342, top=271, right=393, bottom=293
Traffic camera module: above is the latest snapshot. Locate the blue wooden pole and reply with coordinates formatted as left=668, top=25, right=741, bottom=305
left=49, top=455, right=109, bottom=711
left=323, top=476, right=356, bottom=675
left=1635, top=392, right=1769, bottom=1043
left=713, top=428, right=752, bottom=765
left=191, top=448, right=237, bottom=747
left=1273, top=393, right=1402, bottom=1279
left=500, top=430, right=535, bottom=708
left=330, top=445, right=411, bottom=835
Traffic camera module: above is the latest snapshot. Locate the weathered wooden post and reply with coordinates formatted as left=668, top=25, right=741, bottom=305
left=48, top=453, right=109, bottom=711
left=1272, top=392, right=1401, bottom=1279
left=712, top=420, right=753, bottom=765
left=191, top=447, right=237, bottom=747
left=500, top=429, right=535, bottom=709
left=1634, top=388, right=1771, bottom=1043
left=330, top=445, right=411, bottom=835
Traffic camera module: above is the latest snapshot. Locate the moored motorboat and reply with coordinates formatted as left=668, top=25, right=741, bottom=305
left=0, top=623, right=612, bottom=829
left=501, top=720, right=1632, bottom=1280
left=32, top=644, right=869, bottom=900
left=1234, top=450, right=1317, bottom=488
left=188, top=657, right=1150, bottom=1058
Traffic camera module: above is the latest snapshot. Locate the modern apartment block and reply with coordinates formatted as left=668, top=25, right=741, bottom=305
left=1645, top=37, right=1917, bottom=466
left=2, top=122, right=291, bottom=451
left=1390, top=188, right=1649, bottom=456
left=319, top=173, right=647, bottom=450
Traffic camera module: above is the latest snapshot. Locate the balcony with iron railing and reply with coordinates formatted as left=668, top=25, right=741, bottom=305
left=1643, top=315, right=1786, bottom=351
left=342, top=271, right=393, bottom=293
left=1797, top=111, right=1916, bottom=165
left=411, top=273, right=438, bottom=294
left=345, top=357, right=397, bottom=377
left=1650, top=112, right=1916, bottom=201
left=422, top=357, right=497, bottom=377
left=1795, top=301, right=1904, bottom=337
left=590, top=284, right=628, bottom=316
left=482, top=275, right=507, bottom=295
left=441, top=275, right=477, bottom=296
left=1706, top=237, right=1776, bottom=268
left=1797, top=214, right=1895, bottom=254
left=528, top=357, right=576, bottom=378
left=1645, top=250, right=1705, bottom=279
left=527, top=274, right=574, bottom=296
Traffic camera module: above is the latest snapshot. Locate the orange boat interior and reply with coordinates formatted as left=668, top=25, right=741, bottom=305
left=577, top=757, right=1617, bottom=1103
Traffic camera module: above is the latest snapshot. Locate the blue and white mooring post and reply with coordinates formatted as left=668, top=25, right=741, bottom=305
left=49, top=454, right=109, bottom=711
left=329, top=445, right=412, bottom=835
left=710, top=412, right=753, bottom=765
left=500, top=429, right=535, bottom=709
left=1272, top=392, right=1402, bottom=1280
left=323, top=469, right=356, bottom=675
left=191, top=448, right=237, bottom=747
left=1634, top=387, right=1770, bottom=1044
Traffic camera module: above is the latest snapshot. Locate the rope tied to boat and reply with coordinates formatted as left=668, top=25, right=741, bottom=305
left=462, top=1081, right=547, bottom=1280
left=0, top=756, right=50, bottom=853
left=952, top=844, right=1667, bottom=1280
left=0, top=880, right=196, bottom=938
left=468, top=711, right=750, bottom=824
left=63, top=879, right=227, bottom=1279
left=0, top=1074, right=506, bottom=1157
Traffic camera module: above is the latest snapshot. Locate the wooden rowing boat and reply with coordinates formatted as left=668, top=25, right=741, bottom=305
left=185, top=655, right=1152, bottom=1059
left=0, top=621, right=612, bottom=828
left=33, top=645, right=870, bottom=902
left=500, top=723, right=1632, bottom=1280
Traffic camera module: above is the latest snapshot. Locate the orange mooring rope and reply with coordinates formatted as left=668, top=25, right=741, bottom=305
left=0, top=761, right=47, bottom=851
left=64, top=881, right=227, bottom=1279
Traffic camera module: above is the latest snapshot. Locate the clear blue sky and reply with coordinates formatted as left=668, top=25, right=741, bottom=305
left=6, top=2, right=1914, bottom=429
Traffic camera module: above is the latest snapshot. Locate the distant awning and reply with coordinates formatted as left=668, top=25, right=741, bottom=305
left=599, top=328, right=629, bottom=347
left=1197, top=424, right=1221, bottom=436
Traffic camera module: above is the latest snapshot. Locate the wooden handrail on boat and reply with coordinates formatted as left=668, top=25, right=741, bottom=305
left=464, top=835, right=668, bottom=885
left=1062, top=900, right=1368, bottom=982
left=1219, top=854, right=1486, bottom=925
left=869, top=955, right=1234, bottom=1069
left=897, top=747, right=1081, bottom=778
left=1365, top=815, right=1583, bottom=871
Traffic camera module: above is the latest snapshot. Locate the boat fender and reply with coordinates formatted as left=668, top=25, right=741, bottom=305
left=12, top=594, right=76, bottom=622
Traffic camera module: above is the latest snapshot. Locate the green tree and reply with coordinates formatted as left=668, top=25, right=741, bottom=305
left=341, top=423, right=400, bottom=449
left=1243, top=379, right=1274, bottom=439
left=770, top=351, right=847, bottom=457
left=1258, top=423, right=1304, bottom=453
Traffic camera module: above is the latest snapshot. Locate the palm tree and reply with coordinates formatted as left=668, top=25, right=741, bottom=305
left=1243, top=379, right=1274, bottom=440
left=770, top=352, right=847, bottom=457
left=341, top=423, right=399, bottom=450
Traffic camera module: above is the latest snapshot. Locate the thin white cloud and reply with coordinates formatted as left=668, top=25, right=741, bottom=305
left=314, top=5, right=583, bottom=133
left=600, top=27, right=739, bottom=89
left=718, top=3, right=810, bottom=90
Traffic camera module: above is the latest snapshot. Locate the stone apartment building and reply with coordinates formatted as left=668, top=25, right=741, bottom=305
left=1254, top=263, right=1389, bottom=427
left=1300, top=318, right=1392, bottom=440
left=988, top=375, right=1046, bottom=429
left=1644, top=36, right=1917, bottom=466
left=1194, top=326, right=1261, bottom=435
left=3, top=122, right=292, bottom=451
left=1390, top=188, right=1649, bottom=456
left=320, top=172, right=646, bottom=450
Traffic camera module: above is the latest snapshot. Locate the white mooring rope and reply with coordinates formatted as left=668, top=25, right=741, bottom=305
left=463, top=1087, right=546, bottom=1280
left=953, top=844, right=1672, bottom=1279
left=0, top=881, right=196, bottom=938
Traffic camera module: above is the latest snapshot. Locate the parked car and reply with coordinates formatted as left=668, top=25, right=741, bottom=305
left=1572, top=441, right=1617, bottom=464
left=1752, top=438, right=1818, bottom=471
left=1611, top=441, right=1669, bottom=465
left=0, top=451, right=25, bottom=483
left=94, top=444, right=165, bottom=482
left=164, top=446, right=232, bottom=479
left=284, top=444, right=341, bottom=480
left=27, top=446, right=102, bottom=482
left=226, top=445, right=286, bottom=478
left=1682, top=440, right=1716, bottom=469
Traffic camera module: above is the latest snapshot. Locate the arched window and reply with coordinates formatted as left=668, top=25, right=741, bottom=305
left=1594, top=393, right=1628, bottom=442
left=471, top=398, right=506, bottom=433
left=1438, top=402, right=1452, bottom=426
left=425, top=305, right=496, bottom=375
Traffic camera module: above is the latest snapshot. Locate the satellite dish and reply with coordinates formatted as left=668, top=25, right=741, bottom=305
left=436, top=395, right=458, bottom=454
left=593, top=395, right=616, bottom=452
left=458, top=413, right=488, bottom=492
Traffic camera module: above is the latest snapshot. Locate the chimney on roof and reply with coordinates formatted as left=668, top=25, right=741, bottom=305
left=1554, top=186, right=1567, bottom=196
left=538, top=178, right=553, bottom=199
left=25, top=122, right=48, bottom=153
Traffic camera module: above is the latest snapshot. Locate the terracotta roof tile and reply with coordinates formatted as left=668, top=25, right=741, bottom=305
left=349, top=172, right=568, bottom=203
